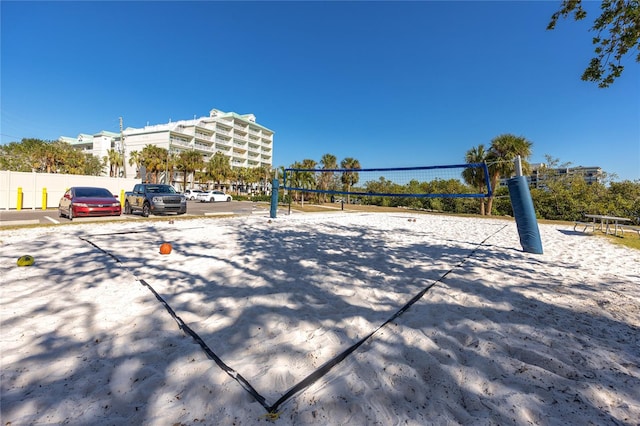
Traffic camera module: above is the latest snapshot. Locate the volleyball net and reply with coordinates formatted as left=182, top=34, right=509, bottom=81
left=282, top=163, right=492, bottom=199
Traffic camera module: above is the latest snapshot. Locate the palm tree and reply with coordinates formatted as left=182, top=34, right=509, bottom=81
left=176, top=150, right=205, bottom=191
left=206, top=152, right=232, bottom=190
left=106, top=149, right=123, bottom=177
left=319, top=153, right=337, bottom=203
left=140, top=145, right=167, bottom=183
left=256, top=165, right=273, bottom=194
left=299, top=159, right=317, bottom=205
left=128, top=150, right=141, bottom=178
left=340, top=157, right=361, bottom=204
left=463, top=144, right=489, bottom=215
left=233, top=167, right=251, bottom=195
left=486, top=134, right=533, bottom=215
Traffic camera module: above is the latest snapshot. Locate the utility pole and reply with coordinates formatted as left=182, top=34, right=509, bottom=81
left=120, top=117, right=127, bottom=178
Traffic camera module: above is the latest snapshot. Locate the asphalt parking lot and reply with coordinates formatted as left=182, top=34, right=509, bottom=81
left=0, top=200, right=268, bottom=227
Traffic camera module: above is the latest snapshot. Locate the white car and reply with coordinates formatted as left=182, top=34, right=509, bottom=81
left=183, top=189, right=204, bottom=200
left=197, top=190, right=233, bottom=203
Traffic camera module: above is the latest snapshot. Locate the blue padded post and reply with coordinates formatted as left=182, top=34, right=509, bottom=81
left=270, top=178, right=279, bottom=219
left=507, top=176, right=543, bottom=254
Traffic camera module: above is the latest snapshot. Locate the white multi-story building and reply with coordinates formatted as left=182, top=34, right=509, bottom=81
left=60, top=108, right=274, bottom=187
left=498, top=164, right=603, bottom=188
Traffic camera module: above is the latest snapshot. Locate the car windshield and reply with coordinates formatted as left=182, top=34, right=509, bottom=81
left=146, top=185, right=176, bottom=194
left=74, top=188, right=113, bottom=198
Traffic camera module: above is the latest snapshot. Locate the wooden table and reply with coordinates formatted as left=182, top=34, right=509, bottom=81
left=584, top=214, right=632, bottom=237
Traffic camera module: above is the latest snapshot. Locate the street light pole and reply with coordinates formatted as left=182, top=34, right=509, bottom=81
left=165, top=140, right=172, bottom=185
left=120, top=117, right=127, bottom=178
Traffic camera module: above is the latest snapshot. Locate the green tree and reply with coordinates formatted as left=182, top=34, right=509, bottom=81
left=128, top=150, right=141, bottom=178
left=287, top=161, right=304, bottom=203
left=206, top=152, right=232, bottom=190
left=300, top=159, right=318, bottom=204
left=106, top=149, right=123, bottom=177
left=232, top=167, right=250, bottom=195
left=548, top=0, right=640, bottom=87
left=80, top=152, right=105, bottom=176
left=486, top=134, right=533, bottom=215
left=256, top=165, right=274, bottom=194
left=319, top=153, right=338, bottom=203
left=176, top=149, right=205, bottom=191
left=0, top=138, right=106, bottom=175
left=340, top=157, right=361, bottom=204
left=0, top=139, right=45, bottom=171
left=140, top=145, right=167, bottom=183
left=463, top=144, right=490, bottom=215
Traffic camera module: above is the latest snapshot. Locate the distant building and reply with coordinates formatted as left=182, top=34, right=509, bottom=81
left=498, top=164, right=603, bottom=188
left=529, top=164, right=603, bottom=188
left=60, top=108, right=274, bottom=188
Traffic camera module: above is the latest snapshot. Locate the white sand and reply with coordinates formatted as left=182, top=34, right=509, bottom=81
left=1, top=212, right=639, bottom=425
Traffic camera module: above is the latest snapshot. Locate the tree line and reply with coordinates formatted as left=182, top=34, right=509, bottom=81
left=0, top=139, right=274, bottom=195
left=283, top=133, right=639, bottom=223
left=0, top=138, right=104, bottom=175
left=2, top=136, right=638, bottom=222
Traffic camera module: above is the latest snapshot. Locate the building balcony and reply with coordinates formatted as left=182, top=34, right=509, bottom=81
left=195, top=133, right=212, bottom=141
left=194, top=143, right=214, bottom=153
left=233, top=146, right=247, bottom=154
left=170, top=138, right=193, bottom=148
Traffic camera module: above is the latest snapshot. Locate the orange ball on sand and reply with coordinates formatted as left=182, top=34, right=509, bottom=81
left=159, top=243, right=172, bottom=255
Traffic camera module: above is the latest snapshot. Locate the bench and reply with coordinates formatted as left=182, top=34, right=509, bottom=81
left=619, top=224, right=640, bottom=237
left=574, top=221, right=595, bottom=232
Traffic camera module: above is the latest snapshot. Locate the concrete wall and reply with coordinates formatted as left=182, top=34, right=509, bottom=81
left=0, top=171, right=141, bottom=210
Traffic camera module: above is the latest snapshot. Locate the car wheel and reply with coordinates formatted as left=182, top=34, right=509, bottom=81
left=226, top=197, right=231, bottom=202
left=124, top=200, right=132, bottom=215
left=68, top=204, right=73, bottom=221
left=58, top=207, right=63, bottom=218
left=142, top=202, right=150, bottom=217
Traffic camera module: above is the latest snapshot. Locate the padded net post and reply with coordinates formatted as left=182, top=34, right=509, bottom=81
left=507, top=176, right=543, bottom=254
left=270, top=178, right=279, bottom=219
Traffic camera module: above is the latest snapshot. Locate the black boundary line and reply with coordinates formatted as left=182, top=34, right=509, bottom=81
left=84, top=226, right=206, bottom=237
left=78, top=236, right=271, bottom=411
left=136, top=278, right=270, bottom=410
left=79, top=223, right=508, bottom=417
left=266, top=223, right=508, bottom=413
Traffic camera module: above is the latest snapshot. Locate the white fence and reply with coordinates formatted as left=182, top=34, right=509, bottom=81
left=0, top=171, right=141, bottom=210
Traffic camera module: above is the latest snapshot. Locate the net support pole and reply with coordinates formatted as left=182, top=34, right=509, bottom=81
left=507, top=156, right=543, bottom=254
left=270, top=178, right=279, bottom=219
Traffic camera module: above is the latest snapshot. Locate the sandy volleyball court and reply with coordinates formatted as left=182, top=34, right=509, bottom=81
left=1, top=212, right=639, bottom=425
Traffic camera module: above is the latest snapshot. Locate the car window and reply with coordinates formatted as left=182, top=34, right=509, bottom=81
left=74, top=188, right=113, bottom=198
left=156, top=185, right=175, bottom=193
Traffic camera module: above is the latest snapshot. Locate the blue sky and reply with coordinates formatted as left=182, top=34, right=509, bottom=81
left=1, top=1, right=638, bottom=181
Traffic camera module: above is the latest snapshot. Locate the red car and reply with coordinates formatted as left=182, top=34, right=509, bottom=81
left=58, top=187, right=122, bottom=221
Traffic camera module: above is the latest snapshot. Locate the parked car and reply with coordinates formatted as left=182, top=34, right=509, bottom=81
left=196, top=190, right=233, bottom=203
left=58, top=187, right=122, bottom=221
left=183, top=189, right=204, bottom=200
left=124, top=184, right=187, bottom=217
